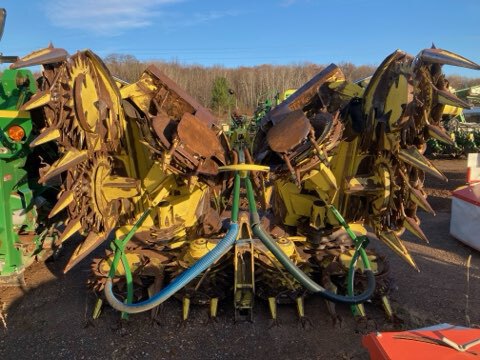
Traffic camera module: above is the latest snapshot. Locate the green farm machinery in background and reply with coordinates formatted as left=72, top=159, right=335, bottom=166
left=0, top=9, right=59, bottom=285
left=426, top=85, right=480, bottom=157
left=427, top=111, right=480, bottom=157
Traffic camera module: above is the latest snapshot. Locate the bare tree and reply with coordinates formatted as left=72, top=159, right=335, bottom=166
left=103, top=54, right=480, bottom=115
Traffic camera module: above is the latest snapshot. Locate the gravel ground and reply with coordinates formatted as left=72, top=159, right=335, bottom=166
left=1, top=159, right=479, bottom=359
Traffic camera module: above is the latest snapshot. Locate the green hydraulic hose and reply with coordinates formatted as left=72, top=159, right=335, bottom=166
left=231, top=171, right=241, bottom=223
left=246, top=175, right=260, bottom=223
left=346, top=236, right=368, bottom=315
left=106, top=209, right=152, bottom=318
left=107, top=208, right=153, bottom=280
left=329, top=205, right=373, bottom=310
left=328, top=205, right=371, bottom=271
left=245, top=177, right=375, bottom=305
left=121, top=251, right=134, bottom=320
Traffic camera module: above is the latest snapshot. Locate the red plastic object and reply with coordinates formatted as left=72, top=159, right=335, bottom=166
left=452, top=183, right=480, bottom=207
left=363, top=325, right=480, bottom=359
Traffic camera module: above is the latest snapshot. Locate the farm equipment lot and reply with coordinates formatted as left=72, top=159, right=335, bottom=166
left=1, top=159, right=479, bottom=359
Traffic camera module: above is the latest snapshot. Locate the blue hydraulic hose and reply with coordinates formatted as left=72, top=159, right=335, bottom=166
left=104, top=222, right=239, bottom=314
left=104, top=172, right=242, bottom=314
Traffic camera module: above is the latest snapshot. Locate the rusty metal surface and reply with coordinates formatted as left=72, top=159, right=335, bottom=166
left=177, top=112, right=223, bottom=158
left=143, top=74, right=228, bottom=176
left=11, top=45, right=68, bottom=69
left=265, top=64, right=344, bottom=127
left=151, top=112, right=175, bottom=148
left=266, top=110, right=311, bottom=153
left=254, top=64, right=348, bottom=177
left=146, top=65, right=216, bottom=126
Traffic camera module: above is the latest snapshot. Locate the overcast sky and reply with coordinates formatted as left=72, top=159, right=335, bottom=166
left=2, top=0, right=480, bottom=76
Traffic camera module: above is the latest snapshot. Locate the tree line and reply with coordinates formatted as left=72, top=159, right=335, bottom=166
left=104, top=54, right=480, bottom=115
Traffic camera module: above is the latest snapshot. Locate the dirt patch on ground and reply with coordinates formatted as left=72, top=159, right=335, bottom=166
left=1, top=159, right=479, bottom=359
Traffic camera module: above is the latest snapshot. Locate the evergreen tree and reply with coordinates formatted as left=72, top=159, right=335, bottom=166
left=210, top=77, right=234, bottom=115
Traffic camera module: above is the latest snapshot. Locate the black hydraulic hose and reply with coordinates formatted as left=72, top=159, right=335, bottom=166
left=245, top=177, right=375, bottom=305
left=251, top=224, right=375, bottom=304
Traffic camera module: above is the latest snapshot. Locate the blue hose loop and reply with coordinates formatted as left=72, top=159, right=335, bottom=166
left=104, top=222, right=239, bottom=313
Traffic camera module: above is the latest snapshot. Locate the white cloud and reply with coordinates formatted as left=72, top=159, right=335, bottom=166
left=166, top=10, right=242, bottom=29
left=44, top=0, right=181, bottom=36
